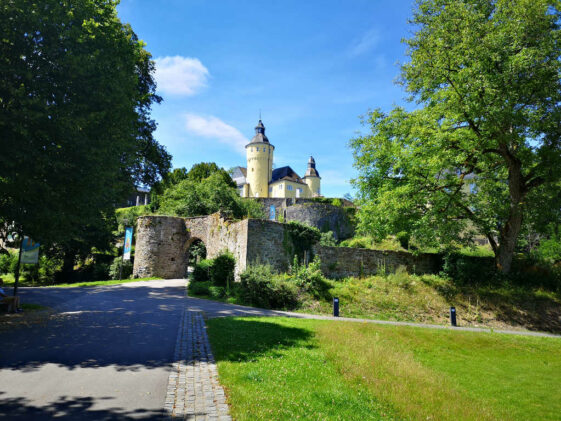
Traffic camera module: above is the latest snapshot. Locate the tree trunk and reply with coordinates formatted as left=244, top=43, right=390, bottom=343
left=496, top=151, right=525, bottom=273
left=496, top=205, right=523, bottom=273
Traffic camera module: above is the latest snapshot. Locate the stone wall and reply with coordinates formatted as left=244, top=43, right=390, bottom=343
left=133, top=216, right=189, bottom=279
left=133, top=211, right=441, bottom=281
left=313, top=245, right=442, bottom=278
left=255, top=198, right=354, bottom=240
left=246, top=219, right=293, bottom=272
left=285, top=203, right=353, bottom=240
left=133, top=213, right=249, bottom=279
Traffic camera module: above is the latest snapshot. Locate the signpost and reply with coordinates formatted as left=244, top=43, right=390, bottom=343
left=13, top=235, right=40, bottom=297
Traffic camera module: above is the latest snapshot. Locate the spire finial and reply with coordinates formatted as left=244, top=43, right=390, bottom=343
left=259, top=109, right=262, bottom=121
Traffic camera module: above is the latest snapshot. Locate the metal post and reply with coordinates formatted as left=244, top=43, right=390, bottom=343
left=450, top=306, right=457, bottom=327
left=333, top=297, right=339, bottom=317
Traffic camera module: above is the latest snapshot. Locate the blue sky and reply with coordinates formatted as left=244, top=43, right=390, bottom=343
left=117, top=0, right=414, bottom=198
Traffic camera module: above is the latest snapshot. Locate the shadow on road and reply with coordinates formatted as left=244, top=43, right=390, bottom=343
left=0, top=393, right=166, bottom=420
left=1, top=285, right=185, bottom=372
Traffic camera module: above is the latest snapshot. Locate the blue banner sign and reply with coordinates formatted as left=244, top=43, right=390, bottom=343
left=269, top=205, right=276, bottom=221
left=123, top=227, right=133, bottom=260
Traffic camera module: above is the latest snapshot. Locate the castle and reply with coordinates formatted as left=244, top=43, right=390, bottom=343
left=232, top=120, right=321, bottom=199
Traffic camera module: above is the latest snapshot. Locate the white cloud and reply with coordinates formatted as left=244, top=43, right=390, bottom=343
left=348, top=29, right=380, bottom=57
left=154, top=56, right=209, bottom=96
left=184, top=114, right=248, bottom=152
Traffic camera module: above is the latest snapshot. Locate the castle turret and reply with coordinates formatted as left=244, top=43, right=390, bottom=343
left=245, top=120, right=274, bottom=198
left=303, top=156, right=321, bottom=197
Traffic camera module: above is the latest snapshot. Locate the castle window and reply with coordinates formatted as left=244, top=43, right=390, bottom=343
left=256, top=147, right=259, bottom=151
left=269, top=187, right=272, bottom=193
left=251, top=148, right=253, bottom=152
left=251, top=168, right=254, bottom=172
left=287, top=185, right=293, bottom=191
left=279, top=184, right=283, bottom=190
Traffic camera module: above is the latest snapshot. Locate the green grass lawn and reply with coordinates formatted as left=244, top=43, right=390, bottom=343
left=1, top=275, right=161, bottom=288
left=207, top=317, right=561, bottom=421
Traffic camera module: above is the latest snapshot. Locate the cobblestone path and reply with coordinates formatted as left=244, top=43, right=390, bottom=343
left=165, top=309, right=231, bottom=420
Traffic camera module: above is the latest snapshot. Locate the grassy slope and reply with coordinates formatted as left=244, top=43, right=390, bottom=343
left=191, top=272, right=561, bottom=333
left=299, top=273, right=561, bottom=333
left=207, top=317, right=561, bottom=421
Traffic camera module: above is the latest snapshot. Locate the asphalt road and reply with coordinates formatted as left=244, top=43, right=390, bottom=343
left=0, top=280, right=188, bottom=420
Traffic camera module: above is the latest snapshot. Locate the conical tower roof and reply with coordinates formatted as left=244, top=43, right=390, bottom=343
left=248, top=119, right=270, bottom=144
left=305, top=156, right=320, bottom=177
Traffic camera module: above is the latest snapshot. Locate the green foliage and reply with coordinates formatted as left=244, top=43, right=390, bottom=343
left=158, top=172, right=264, bottom=219
left=209, top=286, right=227, bottom=299
left=319, top=231, right=337, bottom=247
left=0, top=252, right=17, bottom=274
left=188, top=281, right=212, bottom=296
left=239, top=264, right=298, bottom=309
left=288, top=256, right=330, bottom=299
left=351, top=0, right=561, bottom=273
left=109, top=257, right=133, bottom=280
left=188, top=162, right=236, bottom=187
left=533, top=235, right=561, bottom=264
left=209, top=251, right=236, bottom=288
left=284, top=221, right=321, bottom=260
left=188, top=240, right=207, bottom=266
left=191, top=259, right=213, bottom=283
left=115, top=205, right=151, bottom=235
left=0, top=0, right=170, bottom=250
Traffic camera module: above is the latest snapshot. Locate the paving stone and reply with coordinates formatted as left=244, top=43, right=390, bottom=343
left=164, top=308, right=231, bottom=420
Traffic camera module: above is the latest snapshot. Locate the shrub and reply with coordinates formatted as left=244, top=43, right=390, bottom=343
left=0, top=252, right=17, bottom=274
left=188, top=240, right=207, bottom=266
left=188, top=281, right=212, bottom=296
left=210, top=251, right=236, bottom=288
left=290, top=256, right=331, bottom=299
left=109, top=257, right=133, bottom=280
left=319, top=231, right=337, bottom=247
left=239, top=264, right=298, bottom=309
left=209, top=286, right=226, bottom=299
left=340, top=237, right=369, bottom=249
left=440, top=253, right=495, bottom=285
left=191, top=259, right=213, bottom=283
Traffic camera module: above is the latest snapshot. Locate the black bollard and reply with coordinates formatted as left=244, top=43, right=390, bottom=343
left=333, top=297, right=339, bottom=317
left=450, top=306, right=457, bottom=327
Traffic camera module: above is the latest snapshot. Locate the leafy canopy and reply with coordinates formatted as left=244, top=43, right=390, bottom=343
left=0, top=0, right=170, bottom=249
left=351, top=0, right=561, bottom=272
left=158, top=171, right=264, bottom=219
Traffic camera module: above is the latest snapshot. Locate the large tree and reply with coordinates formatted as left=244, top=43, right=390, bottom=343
left=0, top=0, right=170, bottom=250
left=351, top=0, right=561, bottom=272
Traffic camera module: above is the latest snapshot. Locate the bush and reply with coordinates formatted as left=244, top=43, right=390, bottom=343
left=340, top=237, right=369, bottom=249
left=319, top=231, right=337, bottom=247
left=191, top=259, right=213, bottom=283
left=0, top=252, right=17, bottom=274
left=289, top=256, right=331, bottom=299
left=210, top=251, right=236, bottom=287
left=109, top=257, right=133, bottom=280
left=188, top=280, right=212, bottom=296
left=239, top=264, right=298, bottom=309
left=209, top=286, right=226, bottom=299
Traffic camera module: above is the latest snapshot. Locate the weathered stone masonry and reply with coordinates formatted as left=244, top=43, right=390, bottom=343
left=133, top=212, right=442, bottom=280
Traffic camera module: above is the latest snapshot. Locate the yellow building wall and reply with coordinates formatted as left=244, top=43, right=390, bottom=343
left=304, top=176, right=321, bottom=197
left=246, top=143, right=274, bottom=198
left=269, top=180, right=312, bottom=199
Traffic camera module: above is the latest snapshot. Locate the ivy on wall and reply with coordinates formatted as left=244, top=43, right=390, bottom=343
left=283, top=221, right=321, bottom=261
